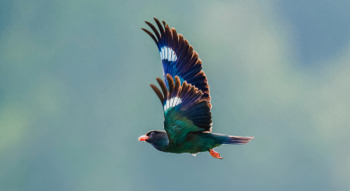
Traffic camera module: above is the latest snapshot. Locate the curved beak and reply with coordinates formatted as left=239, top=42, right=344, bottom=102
left=138, top=135, right=149, bottom=141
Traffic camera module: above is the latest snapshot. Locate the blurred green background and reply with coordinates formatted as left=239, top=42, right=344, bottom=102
left=1, top=0, right=350, bottom=190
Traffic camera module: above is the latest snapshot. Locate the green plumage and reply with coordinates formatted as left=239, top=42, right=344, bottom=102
left=163, top=132, right=225, bottom=154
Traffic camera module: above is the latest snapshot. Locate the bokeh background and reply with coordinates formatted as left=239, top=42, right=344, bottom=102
left=1, top=0, right=350, bottom=190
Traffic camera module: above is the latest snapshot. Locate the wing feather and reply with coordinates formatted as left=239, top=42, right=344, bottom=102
left=142, top=18, right=211, bottom=107
left=150, top=84, right=164, bottom=104
left=150, top=76, right=212, bottom=144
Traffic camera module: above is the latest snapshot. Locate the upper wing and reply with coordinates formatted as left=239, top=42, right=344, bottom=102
left=150, top=74, right=212, bottom=145
left=142, top=18, right=211, bottom=107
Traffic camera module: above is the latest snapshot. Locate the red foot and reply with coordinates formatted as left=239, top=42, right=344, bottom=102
left=209, top=149, right=223, bottom=159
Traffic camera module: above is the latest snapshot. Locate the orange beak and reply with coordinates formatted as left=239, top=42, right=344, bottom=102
left=138, top=135, right=149, bottom=141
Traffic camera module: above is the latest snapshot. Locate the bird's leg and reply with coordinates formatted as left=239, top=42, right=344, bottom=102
left=209, top=149, right=223, bottom=159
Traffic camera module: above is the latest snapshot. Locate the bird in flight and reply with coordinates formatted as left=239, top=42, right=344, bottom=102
left=139, top=18, right=254, bottom=159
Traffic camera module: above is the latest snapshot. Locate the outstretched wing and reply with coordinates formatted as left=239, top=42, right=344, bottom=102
left=142, top=18, right=211, bottom=107
left=150, top=74, right=212, bottom=145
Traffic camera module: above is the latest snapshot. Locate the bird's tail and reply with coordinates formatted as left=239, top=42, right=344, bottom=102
left=223, top=136, right=254, bottom=145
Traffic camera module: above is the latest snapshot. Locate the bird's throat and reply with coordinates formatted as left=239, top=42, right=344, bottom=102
left=151, top=136, right=169, bottom=151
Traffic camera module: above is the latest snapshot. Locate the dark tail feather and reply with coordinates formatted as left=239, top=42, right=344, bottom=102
left=223, top=136, right=254, bottom=145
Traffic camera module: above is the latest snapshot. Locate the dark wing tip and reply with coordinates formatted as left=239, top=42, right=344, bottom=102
left=175, top=76, right=181, bottom=85
left=156, top=77, right=168, bottom=101
left=141, top=28, right=158, bottom=45
left=166, top=73, right=173, bottom=79
left=166, top=74, right=174, bottom=99
left=150, top=84, right=164, bottom=103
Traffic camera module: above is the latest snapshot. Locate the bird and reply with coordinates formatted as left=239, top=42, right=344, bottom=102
left=139, top=18, right=254, bottom=159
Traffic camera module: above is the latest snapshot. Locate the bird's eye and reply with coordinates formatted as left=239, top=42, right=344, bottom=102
left=150, top=132, right=155, bottom=136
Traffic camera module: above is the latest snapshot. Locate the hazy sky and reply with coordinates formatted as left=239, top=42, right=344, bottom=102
left=1, top=0, right=350, bottom=191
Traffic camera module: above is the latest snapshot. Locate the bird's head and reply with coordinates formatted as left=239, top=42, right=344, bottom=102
left=138, top=130, right=169, bottom=151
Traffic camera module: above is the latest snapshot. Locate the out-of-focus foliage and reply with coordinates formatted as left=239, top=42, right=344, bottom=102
left=1, top=0, right=349, bottom=190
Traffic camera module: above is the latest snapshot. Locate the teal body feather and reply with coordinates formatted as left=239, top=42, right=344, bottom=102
left=164, top=132, right=225, bottom=154
left=146, top=130, right=252, bottom=154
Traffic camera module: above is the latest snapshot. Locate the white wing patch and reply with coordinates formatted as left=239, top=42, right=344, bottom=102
left=164, top=96, right=182, bottom=113
left=160, top=46, right=177, bottom=62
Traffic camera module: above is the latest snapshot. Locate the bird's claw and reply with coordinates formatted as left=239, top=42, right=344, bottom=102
left=209, top=149, right=223, bottom=159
